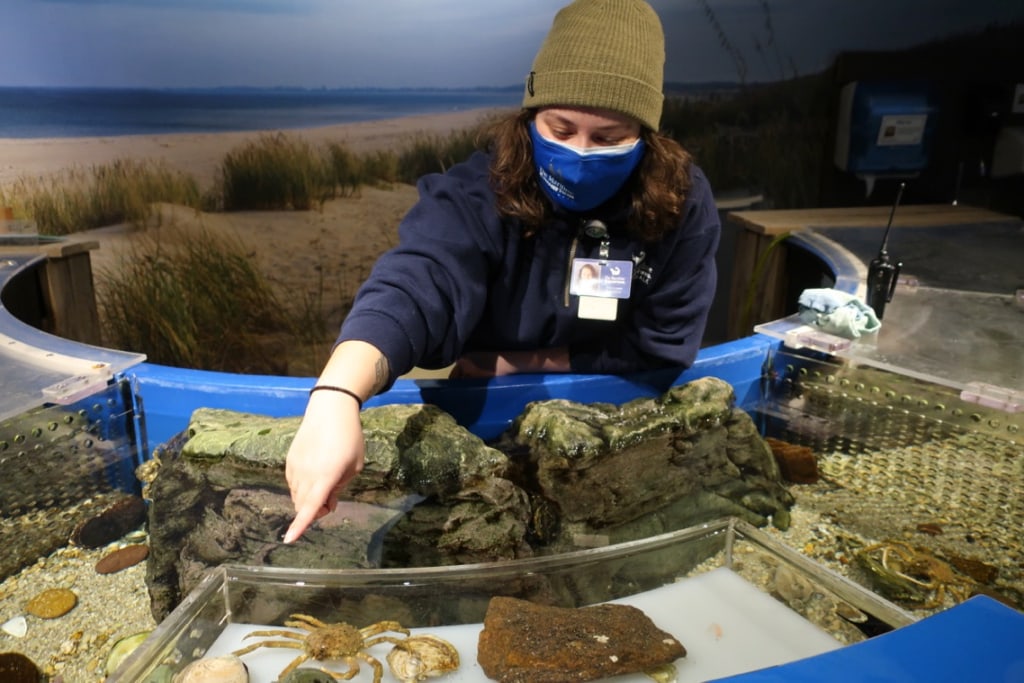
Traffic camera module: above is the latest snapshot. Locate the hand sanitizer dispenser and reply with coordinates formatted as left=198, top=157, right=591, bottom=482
left=834, top=81, right=938, bottom=195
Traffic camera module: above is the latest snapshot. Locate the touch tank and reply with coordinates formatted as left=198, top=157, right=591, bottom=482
left=1, top=254, right=146, bottom=580
left=2, top=216, right=1024, bottom=682
left=752, top=219, right=1023, bottom=613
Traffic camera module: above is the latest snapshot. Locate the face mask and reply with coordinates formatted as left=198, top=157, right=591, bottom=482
left=529, top=122, right=645, bottom=213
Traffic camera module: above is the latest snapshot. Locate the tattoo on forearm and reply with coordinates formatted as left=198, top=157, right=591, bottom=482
left=373, top=356, right=389, bottom=394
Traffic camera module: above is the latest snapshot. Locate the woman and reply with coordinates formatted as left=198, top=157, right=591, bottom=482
left=284, top=0, right=720, bottom=543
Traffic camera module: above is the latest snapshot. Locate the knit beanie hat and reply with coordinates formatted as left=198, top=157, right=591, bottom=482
left=523, top=0, right=665, bottom=131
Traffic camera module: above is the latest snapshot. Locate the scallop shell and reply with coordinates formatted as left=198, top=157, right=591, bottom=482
left=172, top=655, right=249, bottom=683
left=387, top=634, right=460, bottom=682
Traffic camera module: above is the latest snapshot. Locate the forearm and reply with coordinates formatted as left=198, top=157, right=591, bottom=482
left=451, top=347, right=570, bottom=378
left=315, top=340, right=390, bottom=402
left=496, top=347, right=571, bottom=374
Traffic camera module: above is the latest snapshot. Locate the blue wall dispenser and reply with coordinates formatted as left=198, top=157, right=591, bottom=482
left=834, top=80, right=938, bottom=197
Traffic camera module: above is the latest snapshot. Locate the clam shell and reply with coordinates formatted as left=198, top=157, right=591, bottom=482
left=387, top=634, right=460, bottom=682
left=172, top=655, right=249, bottom=683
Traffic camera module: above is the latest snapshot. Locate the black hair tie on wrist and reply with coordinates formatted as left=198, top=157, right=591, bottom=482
left=309, top=385, right=363, bottom=409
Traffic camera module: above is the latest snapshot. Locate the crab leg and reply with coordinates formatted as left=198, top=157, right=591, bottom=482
left=360, top=620, right=409, bottom=639
left=232, top=640, right=304, bottom=657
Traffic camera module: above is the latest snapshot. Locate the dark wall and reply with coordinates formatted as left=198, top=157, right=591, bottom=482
left=819, top=25, right=1024, bottom=216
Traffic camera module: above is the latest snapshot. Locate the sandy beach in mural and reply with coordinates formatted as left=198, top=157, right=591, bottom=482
left=1, top=107, right=512, bottom=376
left=0, top=109, right=508, bottom=306
left=0, top=107, right=508, bottom=187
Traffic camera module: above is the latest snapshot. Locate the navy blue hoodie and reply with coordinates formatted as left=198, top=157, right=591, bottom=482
left=338, top=150, right=719, bottom=387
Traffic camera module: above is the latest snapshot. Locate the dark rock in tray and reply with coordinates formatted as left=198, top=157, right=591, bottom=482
left=477, top=596, right=685, bottom=683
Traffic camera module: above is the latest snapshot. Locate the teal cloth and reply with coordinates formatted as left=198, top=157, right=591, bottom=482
left=797, top=288, right=880, bottom=339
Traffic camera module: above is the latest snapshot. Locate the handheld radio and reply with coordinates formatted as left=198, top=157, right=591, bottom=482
left=865, top=182, right=905, bottom=320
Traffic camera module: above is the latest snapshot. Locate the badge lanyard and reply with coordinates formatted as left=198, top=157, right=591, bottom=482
left=571, top=222, right=633, bottom=321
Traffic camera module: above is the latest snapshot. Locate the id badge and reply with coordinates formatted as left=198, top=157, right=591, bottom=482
left=571, top=258, right=633, bottom=321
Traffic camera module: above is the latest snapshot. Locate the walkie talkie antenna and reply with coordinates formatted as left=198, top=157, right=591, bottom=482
left=879, top=181, right=905, bottom=256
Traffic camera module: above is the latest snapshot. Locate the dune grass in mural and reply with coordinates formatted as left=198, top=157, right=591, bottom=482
left=0, top=121, right=496, bottom=230
left=1, top=159, right=203, bottom=235
left=97, top=226, right=294, bottom=373
left=218, top=132, right=336, bottom=211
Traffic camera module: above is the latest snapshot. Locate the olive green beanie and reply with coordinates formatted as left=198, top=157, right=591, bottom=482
left=523, top=0, right=665, bottom=131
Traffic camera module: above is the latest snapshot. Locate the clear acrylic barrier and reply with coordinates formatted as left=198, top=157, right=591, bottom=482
left=756, top=284, right=1023, bottom=401
left=110, top=518, right=914, bottom=683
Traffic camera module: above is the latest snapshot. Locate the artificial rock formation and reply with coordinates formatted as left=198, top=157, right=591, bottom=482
left=497, top=377, right=794, bottom=548
left=144, top=403, right=530, bottom=620
left=143, top=377, right=794, bottom=620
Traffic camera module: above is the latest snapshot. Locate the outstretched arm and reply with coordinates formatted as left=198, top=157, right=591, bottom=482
left=283, top=340, right=389, bottom=543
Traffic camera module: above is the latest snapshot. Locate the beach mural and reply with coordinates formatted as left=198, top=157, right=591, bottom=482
left=1, top=4, right=1023, bottom=682
left=0, top=0, right=1022, bottom=375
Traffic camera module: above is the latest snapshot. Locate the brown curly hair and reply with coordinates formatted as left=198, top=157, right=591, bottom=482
left=487, top=109, right=693, bottom=241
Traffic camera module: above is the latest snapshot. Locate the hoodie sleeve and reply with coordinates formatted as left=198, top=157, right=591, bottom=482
left=568, top=166, right=721, bottom=374
left=336, top=153, right=502, bottom=388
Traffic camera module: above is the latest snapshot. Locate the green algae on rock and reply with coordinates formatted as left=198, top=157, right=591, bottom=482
left=145, top=404, right=529, bottom=620
left=501, top=377, right=793, bottom=534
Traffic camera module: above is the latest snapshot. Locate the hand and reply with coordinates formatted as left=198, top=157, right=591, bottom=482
left=283, top=391, right=365, bottom=543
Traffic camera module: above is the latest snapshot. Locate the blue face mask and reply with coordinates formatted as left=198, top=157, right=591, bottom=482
left=529, top=122, right=645, bottom=213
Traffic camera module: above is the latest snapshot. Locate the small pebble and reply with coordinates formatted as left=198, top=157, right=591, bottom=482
left=124, top=529, right=149, bottom=544
left=71, top=496, right=147, bottom=549
left=281, top=669, right=337, bottom=682
left=0, top=651, right=42, bottom=683
left=1, top=615, right=28, bottom=638
left=26, top=587, right=78, bottom=619
left=95, top=544, right=149, bottom=575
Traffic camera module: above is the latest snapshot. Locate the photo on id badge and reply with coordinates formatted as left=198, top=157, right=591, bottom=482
left=570, top=258, right=632, bottom=298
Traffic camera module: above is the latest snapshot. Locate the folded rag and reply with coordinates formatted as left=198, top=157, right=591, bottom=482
left=797, top=288, right=881, bottom=339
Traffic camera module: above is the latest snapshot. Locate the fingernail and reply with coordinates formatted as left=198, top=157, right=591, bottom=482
left=282, top=530, right=295, bottom=544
